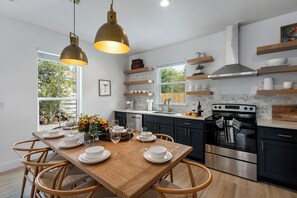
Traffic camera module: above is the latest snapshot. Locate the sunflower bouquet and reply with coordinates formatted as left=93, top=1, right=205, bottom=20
left=77, top=114, right=108, bottom=133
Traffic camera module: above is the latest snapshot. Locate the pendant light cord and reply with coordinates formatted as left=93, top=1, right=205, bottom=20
left=73, top=0, right=76, bottom=35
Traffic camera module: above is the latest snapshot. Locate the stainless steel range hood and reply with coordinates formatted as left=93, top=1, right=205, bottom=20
left=208, top=24, right=257, bottom=79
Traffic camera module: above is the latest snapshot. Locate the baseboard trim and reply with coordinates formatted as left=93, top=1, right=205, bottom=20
left=0, top=160, right=22, bottom=173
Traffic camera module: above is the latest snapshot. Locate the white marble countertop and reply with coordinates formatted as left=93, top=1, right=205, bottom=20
left=257, top=119, right=297, bottom=130
left=115, top=109, right=207, bottom=121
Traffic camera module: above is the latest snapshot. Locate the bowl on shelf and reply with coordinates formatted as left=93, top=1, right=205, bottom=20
left=265, top=58, right=288, bottom=67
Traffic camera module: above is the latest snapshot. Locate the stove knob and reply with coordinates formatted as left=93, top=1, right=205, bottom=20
left=218, top=106, right=221, bottom=109
left=214, top=106, right=217, bottom=109
left=250, top=107, right=254, bottom=111
left=244, top=107, right=248, bottom=110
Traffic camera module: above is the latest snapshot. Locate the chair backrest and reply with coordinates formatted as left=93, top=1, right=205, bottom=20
left=21, top=148, right=64, bottom=176
left=35, top=161, right=100, bottom=198
left=154, top=134, right=174, bottom=142
left=12, top=138, right=49, bottom=158
left=151, top=159, right=212, bottom=198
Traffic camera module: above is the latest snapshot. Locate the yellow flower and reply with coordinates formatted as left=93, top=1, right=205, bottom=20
left=82, top=119, right=88, bottom=125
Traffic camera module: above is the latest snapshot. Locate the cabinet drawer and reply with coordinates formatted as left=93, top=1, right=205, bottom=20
left=115, top=112, right=126, bottom=119
left=175, top=118, right=203, bottom=129
left=144, top=115, right=174, bottom=125
left=259, top=126, right=297, bottom=143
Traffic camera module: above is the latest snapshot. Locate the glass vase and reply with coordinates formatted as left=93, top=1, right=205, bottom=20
left=83, top=132, right=91, bottom=144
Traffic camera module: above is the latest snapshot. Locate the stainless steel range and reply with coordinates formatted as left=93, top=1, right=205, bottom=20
left=205, top=104, right=257, bottom=181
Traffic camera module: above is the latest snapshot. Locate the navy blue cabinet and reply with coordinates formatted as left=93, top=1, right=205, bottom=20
left=143, top=115, right=174, bottom=137
left=258, top=126, right=297, bottom=190
left=175, top=119, right=204, bottom=162
left=114, top=112, right=126, bottom=127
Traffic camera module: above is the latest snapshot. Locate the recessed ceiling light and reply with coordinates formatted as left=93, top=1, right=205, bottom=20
left=160, top=0, right=170, bottom=7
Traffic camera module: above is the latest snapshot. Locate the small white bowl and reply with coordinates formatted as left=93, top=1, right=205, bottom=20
left=137, top=90, right=142, bottom=93
left=149, top=146, right=167, bottom=159
left=140, top=132, right=152, bottom=139
left=265, top=58, right=288, bottom=66
left=130, top=90, right=134, bottom=93
left=142, top=90, right=146, bottom=93
left=63, top=136, right=79, bottom=146
left=85, top=146, right=104, bottom=159
left=47, top=129, right=60, bottom=136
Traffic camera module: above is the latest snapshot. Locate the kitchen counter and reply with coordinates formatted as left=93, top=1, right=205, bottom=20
left=257, top=119, right=297, bottom=130
left=115, top=110, right=207, bottom=120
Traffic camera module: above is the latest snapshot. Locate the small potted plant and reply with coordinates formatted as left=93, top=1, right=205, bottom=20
left=195, top=64, right=204, bottom=74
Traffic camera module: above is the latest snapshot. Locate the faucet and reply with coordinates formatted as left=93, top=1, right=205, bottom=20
left=164, top=98, right=172, bottom=112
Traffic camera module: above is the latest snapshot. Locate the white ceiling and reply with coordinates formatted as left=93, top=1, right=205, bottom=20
left=1, top=0, right=297, bottom=55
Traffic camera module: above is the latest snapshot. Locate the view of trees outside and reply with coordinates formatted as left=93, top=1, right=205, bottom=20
left=38, top=59, right=78, bottom=130
left=160, top=64, right=186, bottom=103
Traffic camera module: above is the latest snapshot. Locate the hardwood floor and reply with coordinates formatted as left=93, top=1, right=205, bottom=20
left=0, top=163, right=296, bottom=198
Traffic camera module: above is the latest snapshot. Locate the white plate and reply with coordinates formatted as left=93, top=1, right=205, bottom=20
left=79, top=150, right=110, bottom=164
left=58, top=141, right=83, bottom=149
left=43, top=132, right=64, bottom=139
left=136, top=135, right=157, bottom=142
left=62, top=126, right=78, bottom=130
left=143, top=151, right=173, bottom=163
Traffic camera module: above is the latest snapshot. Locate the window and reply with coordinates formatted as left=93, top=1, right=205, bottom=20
left=158, top=62, right=186, bottom=104
left=37, top=51, right=80, bottom=131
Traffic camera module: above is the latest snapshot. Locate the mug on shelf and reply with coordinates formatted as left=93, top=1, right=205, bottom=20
left=283, top=82, right=293, bottom=89
left=259, top=78, right=274, bottom=90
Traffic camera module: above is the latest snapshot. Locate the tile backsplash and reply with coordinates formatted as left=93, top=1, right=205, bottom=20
left=129, top=94, right=297, bottom=119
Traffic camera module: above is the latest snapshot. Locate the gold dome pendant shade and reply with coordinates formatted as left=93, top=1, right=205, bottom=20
left=60, top=33, right=88, bottom=66
left=94, top=1, right=130, bottom=54
left=60, top=0, right=88, bottom=66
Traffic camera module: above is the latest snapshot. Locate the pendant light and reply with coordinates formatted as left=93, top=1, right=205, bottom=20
left=94, top=0, right=130, bottom=54
left=160, top=0, right=170, bottom=7
left=60, top=0, right=88, bottom=66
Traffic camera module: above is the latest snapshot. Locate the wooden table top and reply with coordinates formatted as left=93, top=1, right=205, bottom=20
left=33, top=131, right=192, bottom=198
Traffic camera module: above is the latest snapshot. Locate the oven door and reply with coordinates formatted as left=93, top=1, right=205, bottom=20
left=205, top=120, right=257, bottom=154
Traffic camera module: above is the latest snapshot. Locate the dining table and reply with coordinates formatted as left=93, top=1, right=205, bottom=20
left=32, top=130, right=192, bottom=198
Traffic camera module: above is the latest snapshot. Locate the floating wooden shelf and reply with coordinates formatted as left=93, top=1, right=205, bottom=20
left=257, top=89, right=297, bottom=95
left=186, top=74, right=209, bottom=80
left=124, top=93, right=154, bottom=96
left=186, top=91, right=213, bottom=95
left=124, top=79, right=154, bottom=85
left=256, top=41, right=297, bottom=55
left=187, top=56, right=214, bottom=65
left=124, top=67, right=154, bottom=74
left=257, top=65, right=297, bottom=75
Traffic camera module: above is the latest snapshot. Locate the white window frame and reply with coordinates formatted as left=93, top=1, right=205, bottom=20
left=157, top=61, right=186, bottom=105
left=37, top=51, right=81, bottom=130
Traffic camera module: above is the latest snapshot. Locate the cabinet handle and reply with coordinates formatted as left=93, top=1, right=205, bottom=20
left=188, top=129, right=191, bottom=136
left=155, top=124, right=157, bottom=130
left=184, top=129, right=187, bottom=136
left=261, top=140, right=264, bottom=150
left=278, top=134, right=292, bottom=138
left=184, top=123, right=191, bottom=126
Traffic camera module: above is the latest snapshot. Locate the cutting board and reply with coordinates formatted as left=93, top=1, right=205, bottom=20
left=272, top=105, right=297, bottom=122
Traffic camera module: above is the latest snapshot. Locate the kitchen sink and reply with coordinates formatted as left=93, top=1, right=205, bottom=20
left=153, top=111, right=178, bottom=115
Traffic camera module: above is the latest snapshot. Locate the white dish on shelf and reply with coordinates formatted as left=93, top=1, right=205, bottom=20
left=79, top=150, right=110, bottom=164
left=265, top=58, right=288, bottom=67
left=136, top=135, right=157, bottom=142
left=43, top=132, right=64, bottom=139
left=143, top=150, right=172, bottom=163
left=58, top=141, right=83, bottom=149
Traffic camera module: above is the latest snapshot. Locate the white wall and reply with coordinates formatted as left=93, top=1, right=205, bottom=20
left=128, top=11, right=297, bottom=113
left=0, top=14, right=127, bottom=172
